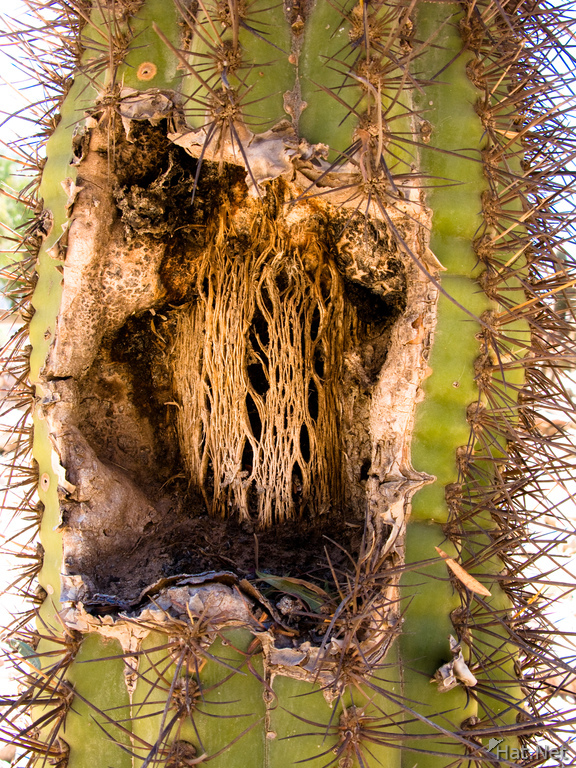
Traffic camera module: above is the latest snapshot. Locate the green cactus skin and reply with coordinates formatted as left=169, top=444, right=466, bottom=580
left=30, top=77, right=83, bottom=613
left=128, top=630, right=268, bottom=767
left=120, top=0, right=181, bottom=91
left=180, top=0, right=293, bottom=131
left=400, top=4, right=526, bottom=760
left=64, top=634, right=132, bottom=768
left=8, top=1, right=575, bottom=767
left=299, top=0, right=361, bottom=153
left=299, top=1, right=414, bottom=171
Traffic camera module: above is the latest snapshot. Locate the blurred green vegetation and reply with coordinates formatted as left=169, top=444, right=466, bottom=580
left=0, top=157, right=30, bottom=309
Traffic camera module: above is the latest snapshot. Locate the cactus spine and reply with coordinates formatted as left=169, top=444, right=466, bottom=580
left=2, top=1, right=576, bottom=767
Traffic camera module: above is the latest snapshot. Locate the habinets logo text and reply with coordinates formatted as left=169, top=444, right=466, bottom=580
left=488, top=738, right=567, bottom=763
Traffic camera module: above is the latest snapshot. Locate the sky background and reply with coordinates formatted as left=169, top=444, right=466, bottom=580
left=0, top=0, right=40, bottom=245
left=0, top=0, right=37, bottom=718
left=1, top=0, right=35, bottom=148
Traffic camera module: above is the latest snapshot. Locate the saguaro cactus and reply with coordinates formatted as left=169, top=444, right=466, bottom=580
left=2, top=1, right=576, bottom=766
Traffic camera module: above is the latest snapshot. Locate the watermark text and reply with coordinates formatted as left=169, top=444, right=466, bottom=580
left=487, top=738, right=567, bottom=764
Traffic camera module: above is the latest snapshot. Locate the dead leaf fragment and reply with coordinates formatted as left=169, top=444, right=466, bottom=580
left=432, top=635, right=478, bottom=691
left=435, top=547, right=492, bottom=597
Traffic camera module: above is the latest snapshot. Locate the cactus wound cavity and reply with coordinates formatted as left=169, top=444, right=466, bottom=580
left=4, top=0, right=576, bottom=766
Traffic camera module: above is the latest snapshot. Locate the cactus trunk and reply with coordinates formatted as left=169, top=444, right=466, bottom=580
left=3, top=1, right=576, bottom=767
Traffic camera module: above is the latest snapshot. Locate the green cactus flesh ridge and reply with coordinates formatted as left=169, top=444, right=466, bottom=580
left=8, top=0, right=575, bottom=766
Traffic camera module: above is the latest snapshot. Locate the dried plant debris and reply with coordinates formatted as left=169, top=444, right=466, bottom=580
left=0, top=0, right=576, bottom=766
